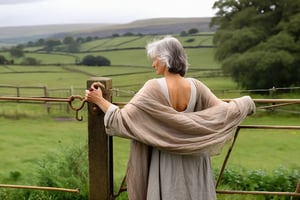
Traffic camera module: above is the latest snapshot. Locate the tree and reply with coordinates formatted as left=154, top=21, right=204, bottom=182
left=85, top=36, right=93, bottom=42
left=10, top=46, right=24, bottom=58
left=123, top=32, right=134, bottom=36
left=112, top=33, right=120, bottom=37
left=36, top=38, right=45, bottom=46
left=188, top=28, right=199, bottom=35
left=63, top=36, right=75, bottom=45
left=180, top=31, right=188, bottom=36
left=211, top=0, right=300, bottom=89
left=44, top=39, right=61, bottom=52
left=21, top=57, right=40, bottom=65
left=76, top=37, right=85, bottom=43
left=81, top=55, right=111, bottom=66
left=0, top=55, right=8, bottom=64
left=67, top=42, right=80, bottom=53
left=27, top=41, right=34, bottom=47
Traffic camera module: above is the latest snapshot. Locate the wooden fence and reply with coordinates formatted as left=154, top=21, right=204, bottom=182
left=0, top=84, right=85, bottom=114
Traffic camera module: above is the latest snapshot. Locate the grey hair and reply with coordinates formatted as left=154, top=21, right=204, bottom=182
left=146, top=35, right=188, bottom=77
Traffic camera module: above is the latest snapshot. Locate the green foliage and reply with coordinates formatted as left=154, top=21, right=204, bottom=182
left=0, top=54, right=8, bottom=64
left=67, top=42, right=80, bottom=53
left=0, top=143, right=89, bottom=200
left=80, top=54, right=111, bottom=66
left=123, top=32, right=134, bottom=36
left=34, top=143, right=88, bottom=200
left=36, top=38, right=45, bottom=46
left=21, top=57, right=40, bottom=65
left=188, top=28, right=199, bottom=35
left=185, top=38, right=195, bottom=43
left=222, top=50, right=296, bottom=89
left=217, top=167, right=300, bottom=200
left=44, top=39, right=62, bottom=52
left=211, top=0, right=300, bottom=89
left=180, top=31, right=188, bottom=36
left=63, top=36, right=75, bottom=45
left=9, top=46, right=24, bottom=58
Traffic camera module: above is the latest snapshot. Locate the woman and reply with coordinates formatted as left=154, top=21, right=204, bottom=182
left=86, top=36, right=255, bottom=200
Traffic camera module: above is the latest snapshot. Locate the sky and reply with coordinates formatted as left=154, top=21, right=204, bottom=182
left=0, top=0, right=217, bottom=27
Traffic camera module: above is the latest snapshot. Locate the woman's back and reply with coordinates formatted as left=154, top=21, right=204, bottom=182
left=165, top=76, right=191, bottom=112
left=147, top=77, right=216, bottom=200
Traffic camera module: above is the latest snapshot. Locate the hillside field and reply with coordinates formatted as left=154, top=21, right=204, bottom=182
left=0, top=34, right=300, bottom=199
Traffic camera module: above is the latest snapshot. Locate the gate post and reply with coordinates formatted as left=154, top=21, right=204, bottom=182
left=87, top=77, right=114, bottom=200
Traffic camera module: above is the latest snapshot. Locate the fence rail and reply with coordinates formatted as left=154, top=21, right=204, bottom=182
left=0, top=84, right=85, bottom=114
left=215, top=125, right=300, bottom=198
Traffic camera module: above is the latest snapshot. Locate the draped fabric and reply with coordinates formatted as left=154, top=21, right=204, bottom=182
left=105, top=78, right=256, bottom=200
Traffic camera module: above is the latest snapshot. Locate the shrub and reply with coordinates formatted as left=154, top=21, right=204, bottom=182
left=0, top=55, right=8, bottom=64
left=185, top=38, right=195, bottom=43
left=216, top=167, right=300, bottom=200
left=180, top=31, right=188, bottom=36
left=81, top=55, right=111, bottom=66
left=0, top=143, right=89, bottom=200
left=188, top=28, right=199, bottom=35
left=9, top=47, right=24, bottom=58
left=21, top=57, right=41, bottom=65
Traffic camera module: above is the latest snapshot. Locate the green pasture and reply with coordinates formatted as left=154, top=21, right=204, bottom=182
left=93, top=36, right=144, bottom=49
left=0, top=66, right=89, bottom=89
left=74, top=49, right=149, bottom=66
left=23, top=46, right=44, bottom=52
left=1, top=34, right=300, bottom=199
left=178, top=35, right=214, bottom=46
left=0, top=116, right=87, bottom=179
left=0, top=111, right=299, bottom=195
left=1, top=64, right=299, bottom=198
left=2, top=34, right=218, bottom=67
left=213, top=112, right=300, bottom=170
left=80, top=38, right=112, bottom=51
left=79, top=34, right=213, bottom=52
left=26, top=52, right=77, bottom=64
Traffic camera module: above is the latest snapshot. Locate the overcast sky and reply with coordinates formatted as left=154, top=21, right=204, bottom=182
left=0, top=0, right=217, bottom=27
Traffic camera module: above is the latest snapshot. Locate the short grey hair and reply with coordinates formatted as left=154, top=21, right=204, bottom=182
left=146, top=36, right=188, bottom=77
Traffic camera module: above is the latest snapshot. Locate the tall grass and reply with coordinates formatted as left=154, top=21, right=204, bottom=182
left=1, top=133, right=299, bottom=200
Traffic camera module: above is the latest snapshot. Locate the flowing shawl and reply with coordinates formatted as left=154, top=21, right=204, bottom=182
left=105, top=78, right=256, bottom=200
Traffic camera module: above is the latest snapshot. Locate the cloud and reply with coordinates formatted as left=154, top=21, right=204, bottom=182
left=0, top=0, right=43, bottom=5
left=0, top=0, right=216, bottom=27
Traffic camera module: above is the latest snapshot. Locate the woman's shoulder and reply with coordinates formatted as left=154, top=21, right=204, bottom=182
left=186, top=78, right=213, bottom=94
left=187, top=78, right=204, bottom=87
left=144, top=78, right=162, bottom=87
left=137, top=78, right=160, bottom=93
left=131, top=78, right=165, bottom=103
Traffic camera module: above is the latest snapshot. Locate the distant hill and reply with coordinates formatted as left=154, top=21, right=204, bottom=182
left=68, top=17, right=216, bottom=38
left=0, top=17, right=215, bottom=45
left=0, top=23, right=114, bottom=45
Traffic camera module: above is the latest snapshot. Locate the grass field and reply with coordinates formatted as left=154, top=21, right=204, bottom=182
left=1, top=34, right=300, bottom=199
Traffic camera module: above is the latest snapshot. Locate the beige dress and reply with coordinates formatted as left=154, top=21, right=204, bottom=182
left=146, top=78, right=216, bottom=200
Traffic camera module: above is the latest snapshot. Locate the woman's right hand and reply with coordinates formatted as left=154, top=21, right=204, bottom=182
left=85, top=82, right=112, bottom=113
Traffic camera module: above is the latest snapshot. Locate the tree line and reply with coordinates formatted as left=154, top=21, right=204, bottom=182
left=211, top=0, right=300, bottom=90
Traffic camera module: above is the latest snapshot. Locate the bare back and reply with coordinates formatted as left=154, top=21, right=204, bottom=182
left=165, top=76, right=191, bottom=112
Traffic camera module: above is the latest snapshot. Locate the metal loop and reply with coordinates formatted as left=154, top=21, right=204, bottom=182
left=68, top=95, right=87, bottom=121
left=68, top=95, right=87, bottom=111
